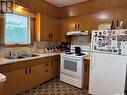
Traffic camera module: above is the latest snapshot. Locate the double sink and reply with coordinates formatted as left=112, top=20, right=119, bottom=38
left=5, top=54, right=39, bottom=60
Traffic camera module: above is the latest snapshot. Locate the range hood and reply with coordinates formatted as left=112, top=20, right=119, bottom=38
left=66, top=31, right=88, bottom=36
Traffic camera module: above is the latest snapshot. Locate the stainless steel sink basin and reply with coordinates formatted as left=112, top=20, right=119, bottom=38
left=23, top=54, right=39, bottom=57
left=5, top=56, right=26, bottom=59
left=5, top=54, right=39, bottom=60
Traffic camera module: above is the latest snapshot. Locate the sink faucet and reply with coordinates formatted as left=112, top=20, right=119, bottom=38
left=9, top=51, right=12, bottom=57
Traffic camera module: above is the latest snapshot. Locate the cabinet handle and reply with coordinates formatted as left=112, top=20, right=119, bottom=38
left=29, top=68, right=32, bottom=74
left=49, top=34, right=50, bottom=39
left=44, top=64, right=49, bottom=66
left=25, top=68, right=27, bottom=74
left=78, top=24, right=80, bottom=29
left=44, top=70, right=48, bottom=72
left=51, top=34, right=53, bottom=38
left=64, top=34, right=66, bottom=39
left=51, top=62, right=53, bottom=66
left=75, top=24, right=77, bottom=29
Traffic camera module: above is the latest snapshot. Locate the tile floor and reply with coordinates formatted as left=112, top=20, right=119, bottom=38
left=18, top=78, right=89, bottom=95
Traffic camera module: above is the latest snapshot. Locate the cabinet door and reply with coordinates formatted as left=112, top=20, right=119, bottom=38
left=60, top=17, right=78, bottom=42
left=1, top=73, right=10, bottom=95
left=28, top=63, right=49, bottom=88
left=78, top=15, right=92, bottom=31
left=50, top=59, right=60, bottom=78
left=89, top=53, right=126, bottom=95
left=40, top=14, right=59, bottom=41
left=28, top=62, right=53, bottom=88
left=84, top=59, right=90, bottom=89
left=51, top=18, right=60, bottom=42
left=10, top=68, right=28, bottom=95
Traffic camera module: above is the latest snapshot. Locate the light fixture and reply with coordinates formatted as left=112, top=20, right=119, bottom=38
left=16, top=5, right=23, bottom=9
left=99, top=14, right=108, bottom=20
left=0, top=0, right=14, bottom=13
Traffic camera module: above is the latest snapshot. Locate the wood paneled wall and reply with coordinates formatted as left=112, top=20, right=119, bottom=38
left=14, top=0, right=127, bottom=42
left=15, top=0, right=59, bottom=18
left=0, top=14, right=5, bottom=45
left=59, top=0, right=127, bottom=42
left=59, top=0, right=127, bottom=18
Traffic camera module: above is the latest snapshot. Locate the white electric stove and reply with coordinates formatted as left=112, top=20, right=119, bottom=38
left=60, top=45, right=90, bottom=88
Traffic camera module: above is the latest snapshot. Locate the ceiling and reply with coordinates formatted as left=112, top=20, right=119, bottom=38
left=45, top=0, right=88, bottom=7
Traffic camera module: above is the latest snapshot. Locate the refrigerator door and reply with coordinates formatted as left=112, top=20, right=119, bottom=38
left=89, top=52, right=127, bottom=95
left=91, top=29, right=127, bottom=55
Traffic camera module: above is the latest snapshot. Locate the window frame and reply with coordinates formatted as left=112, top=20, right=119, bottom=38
left=4, top=13, right=31, bottom=46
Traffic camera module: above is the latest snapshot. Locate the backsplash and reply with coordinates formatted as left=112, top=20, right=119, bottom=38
left=0, top=47, right=32, bottom=57
left=33, top=41, right=60, bottom=49
left=0, top=41, right=60, bottom=57
left=71, top=35, right=90, bottom=45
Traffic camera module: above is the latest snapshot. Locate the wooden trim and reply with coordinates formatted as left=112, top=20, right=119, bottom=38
left=15, top=5, right=37, bottom=18
left=3, top=44, right=32, bottom=47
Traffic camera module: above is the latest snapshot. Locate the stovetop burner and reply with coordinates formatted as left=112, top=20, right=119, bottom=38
left=65, top=52, right=74, bottom=54
left=75, top=53, right=85, bottom=56
left=65, top=52, right=85, bottom=56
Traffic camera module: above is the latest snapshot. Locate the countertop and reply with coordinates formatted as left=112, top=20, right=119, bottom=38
left=0, top=52, right=90, bottom=66
left=0, top=52, right=60, bottom=66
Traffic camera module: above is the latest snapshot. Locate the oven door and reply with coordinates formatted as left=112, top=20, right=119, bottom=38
left=61, top=56, right=83, bottom=78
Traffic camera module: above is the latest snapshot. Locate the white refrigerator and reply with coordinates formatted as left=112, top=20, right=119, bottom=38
left=89, top=29, right=127, bottom=95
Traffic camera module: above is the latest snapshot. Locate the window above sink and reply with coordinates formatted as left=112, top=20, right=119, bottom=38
left=5, top=13, right=31, bottom=45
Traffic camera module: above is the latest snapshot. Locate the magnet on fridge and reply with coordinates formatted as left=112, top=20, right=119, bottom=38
left=125, top=36, right=127, bottom=41
left=94, top=46, right=97, bottom=50
left=123, top=35, right=126, bottom=41
left=94, top=34, right=98, bottom=37
left=112, top=31, right=116, bottom=34
left=102, top=43, right=105, bottom=47
left=118, top=49, right=121, bottom=55
left=108, top=49, right=112, bottom=52
left=117, top=41, right=121, bottom=45
left=117, top=45, right=121, bottom=48
left=99, top=32, right=102, bottom=35
left=108, top=40, right=112, bottom=45
left=103, top=31, right=106, bottom=35
left=113, top=49, right=117, bottom=53
left=112, top=36, right=116, bottom=40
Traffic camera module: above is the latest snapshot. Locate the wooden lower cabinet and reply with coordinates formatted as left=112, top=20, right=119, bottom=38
left=1, top=73, right=10, bottom=95
left=10, top=68, right=28, bottom=95
left=50, top=59, right=60, bottom=78
left=9, top=56, right=60, bottom=95
left=84, top=59, right=90, bottom=89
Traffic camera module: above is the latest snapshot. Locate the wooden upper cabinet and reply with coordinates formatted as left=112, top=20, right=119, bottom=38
left=60, top=17, right=82, bottom=42
left=90, top=11, right=117, bottom=30
left=15, top=0, right=31, bottom=9
left=15, top=0, right=44, bottom=12
left=43, top=2, right=59, bottom=18
left=109, top=0, right=127, bottom=9
left=29, top=0, right=44, bottom=12
left=91, top=0, right=110, bottom=13
left=35, top=13, right=60, bottom=42
left=15, top=0, right=59, bottom=18
left=77, top=15, right=92, bottom=31
left=115, top=9, right=127, bottom=28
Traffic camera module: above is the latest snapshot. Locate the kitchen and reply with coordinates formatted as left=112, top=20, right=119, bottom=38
left=0, top=0, right=127, bottom=95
